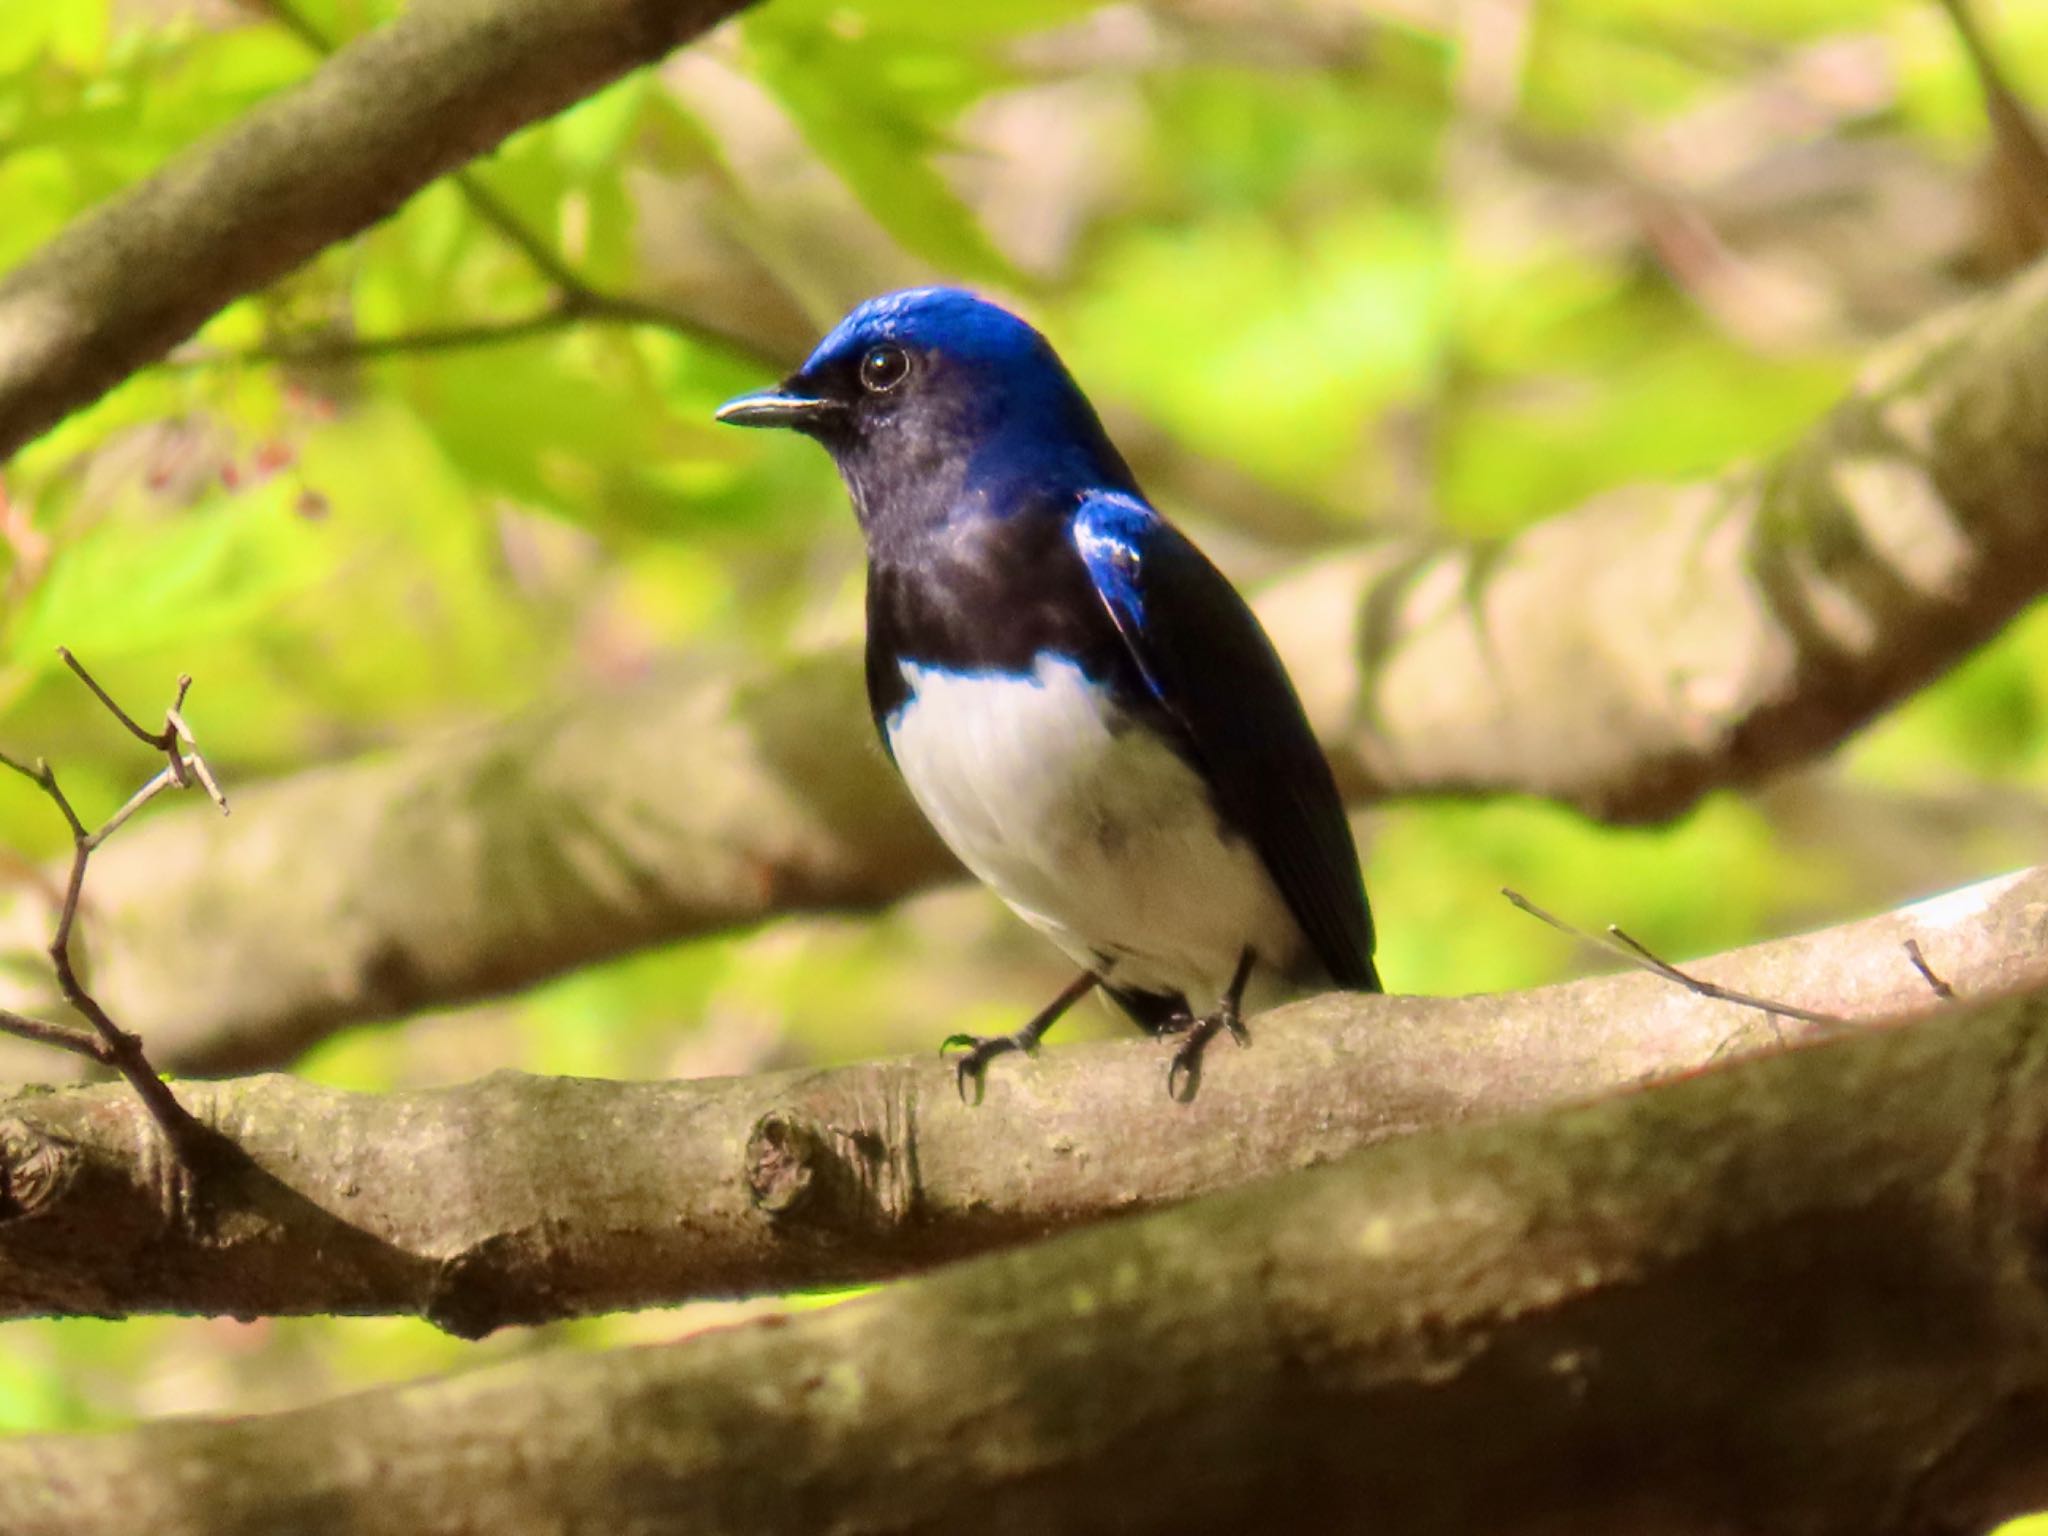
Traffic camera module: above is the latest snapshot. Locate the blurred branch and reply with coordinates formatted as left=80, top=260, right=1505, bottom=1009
left=0, top=866, right=2039, bottom=1331
left=0, top=0, right=758, bottom=459
left=1261, top=254, right=2048, bottom=817
left=167, top=287, right=775, bottom=371
left=170, top=303, right=582, bottom=367
left=10, top=254, right=2048, bottom=1075
left=9, top=987, right=2048, bottom=1535
left=1939, top=0, right=2048, bottom=262
left=0, top=655, right=229, bottom=1155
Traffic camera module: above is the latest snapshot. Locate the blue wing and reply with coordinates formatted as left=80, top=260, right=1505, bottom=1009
left=1073, top=492, right=1379, bottom=992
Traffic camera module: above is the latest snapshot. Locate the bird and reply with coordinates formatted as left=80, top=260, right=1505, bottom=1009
left=717, top=287, right=1379, bottom=1099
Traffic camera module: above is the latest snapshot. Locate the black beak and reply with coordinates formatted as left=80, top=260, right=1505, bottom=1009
left=714, top=386, right=836, bottom=430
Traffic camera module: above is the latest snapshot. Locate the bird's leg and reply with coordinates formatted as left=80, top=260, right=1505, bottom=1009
left=1165, top=947, right=1257, bottom=1102
left=942, top=971, right=1100, bottom=1103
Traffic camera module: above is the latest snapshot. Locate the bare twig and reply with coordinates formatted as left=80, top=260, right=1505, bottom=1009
left=0, top=654, right=231, bottom=1155
left=168, top=305, right=584, bottom=369
left=167, top=292, right=774, bottom=373
left=1904, top=937, right=1957, bottom=1001
left=1502, top=888, right=1845, bottom=1031
left=57, top=648, right=183, bottom=751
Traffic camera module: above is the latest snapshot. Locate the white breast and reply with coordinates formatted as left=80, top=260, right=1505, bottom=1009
left=884, top=653, right=1311, bottom=1012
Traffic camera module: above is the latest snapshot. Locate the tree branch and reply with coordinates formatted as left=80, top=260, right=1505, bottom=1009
left=1259, top=255, right=2048, bottom=819
left=165, top=302, right=587, bottom=367
left=0, top=866, right=2039, bottom=1335
left=0, top=0, right=757, bottom=459
left=9, top=259, right=2048, bottom=1076
left=0, top=655, right=232, bottom=1155
left=166, top=285, right=779, bottom=371
left=1939, top=0, right=2048, bottom=262
left=0, top=653, right=957, bottom=1076
left=9, top=983, right=2048, bottom=1534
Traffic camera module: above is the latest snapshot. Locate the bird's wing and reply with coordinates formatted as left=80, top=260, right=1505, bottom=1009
left=1072, top=492, right=1379, bottom=990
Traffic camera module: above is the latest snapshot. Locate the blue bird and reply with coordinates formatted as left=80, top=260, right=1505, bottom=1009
left=717, top=288, right=1379, bottom=1098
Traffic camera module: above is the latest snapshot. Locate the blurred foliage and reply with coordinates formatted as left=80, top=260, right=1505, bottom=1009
left=2, top=0, right=2047, bottom=1500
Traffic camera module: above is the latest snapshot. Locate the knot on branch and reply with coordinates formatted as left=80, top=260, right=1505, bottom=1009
left=0, top=1114, right=77, bottom=1221
left=423, top=1231, right=556, bottom=1341
left=746, top=1101, right=917, bottom=1241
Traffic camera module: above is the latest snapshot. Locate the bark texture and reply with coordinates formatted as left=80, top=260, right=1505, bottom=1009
left=0, top=0, right=755, bottom=458
left=6, top=988, right=2048, bottom=1536
left=2, top=866, right=2040, bottom=1333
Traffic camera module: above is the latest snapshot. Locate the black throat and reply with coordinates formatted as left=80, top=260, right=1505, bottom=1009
left=862, top=492, right=1145, bottom=733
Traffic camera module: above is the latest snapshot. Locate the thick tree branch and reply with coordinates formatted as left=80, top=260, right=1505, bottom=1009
left=0, top=0, right=756, bottom=460
left=8, top=258, right=2048, bottom=1075
left=9, top=984, right=2048, bottom=1535
left=0, top=866, right=2039, bottom=1334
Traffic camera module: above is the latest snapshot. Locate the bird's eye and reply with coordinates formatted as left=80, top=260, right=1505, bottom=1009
left=859, top=344, right=911, bottom=394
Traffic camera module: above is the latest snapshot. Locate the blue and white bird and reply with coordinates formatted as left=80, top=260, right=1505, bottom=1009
left=717, top=288, right=1379, bottom=1097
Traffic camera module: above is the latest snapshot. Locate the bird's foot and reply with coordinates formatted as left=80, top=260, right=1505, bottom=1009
left=1160, top=1000, right=1249, bottom=1103
left=940, top=1029, right=1039, bottom=1104
left=1160, top=948, right=1256, bottom=1102
left=940, top=971, right=1100, bottom=1106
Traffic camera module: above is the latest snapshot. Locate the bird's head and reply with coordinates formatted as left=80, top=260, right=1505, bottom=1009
left=716, top=288, right=1135, bottom=538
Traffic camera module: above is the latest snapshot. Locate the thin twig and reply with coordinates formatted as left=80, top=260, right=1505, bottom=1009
left=92, top=766, right=185, bottom=848
left=0, top=1007, right=104, bottom=1058
left=166, top=293, right=775, bottom=374
left=1502, top=888, right=1845, bottom=1031
left=0, top=655, right=233, bottom=1156
left=166, top=305, right=583, bottom=369
left=57, top=646, right=174, bottom=749
left=1903, top=938, right=1957, bottom=1001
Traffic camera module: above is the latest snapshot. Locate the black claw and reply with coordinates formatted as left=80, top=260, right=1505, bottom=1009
left=1163, top=1013, right=1236, bottom=1101
left=939, top=972, right=1100, bottom=1107
left=955, top=1054, right=988, bottom=1105
left=940, top=1031, right=1032, bottom=1104
left=1161, top=988, right=1251, bottom=1102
